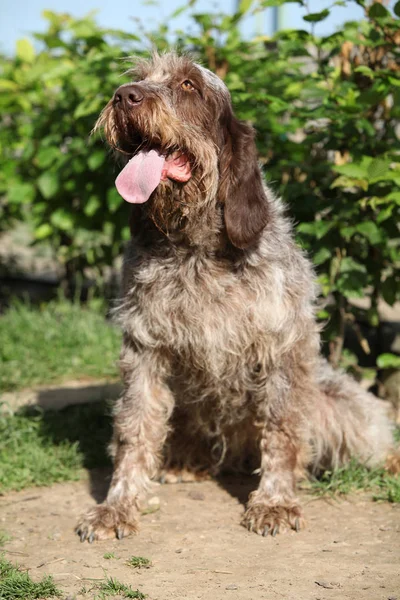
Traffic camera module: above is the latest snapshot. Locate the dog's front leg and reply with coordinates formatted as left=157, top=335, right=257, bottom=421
left=242, top=370, right=309, bottom=537
left=76, top=348, right=174, bottom=542
left=242, top=426, right=305, bottom=537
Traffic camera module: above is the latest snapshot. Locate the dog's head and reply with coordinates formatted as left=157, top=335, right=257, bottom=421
left=97, top=52, right=268, bottom=248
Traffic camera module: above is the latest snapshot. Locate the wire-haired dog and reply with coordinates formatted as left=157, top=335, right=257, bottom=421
left=76, top=52, right=396, bottom=542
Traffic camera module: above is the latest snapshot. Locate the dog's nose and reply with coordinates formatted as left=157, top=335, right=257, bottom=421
left=114, top=84, right=144, bottom=108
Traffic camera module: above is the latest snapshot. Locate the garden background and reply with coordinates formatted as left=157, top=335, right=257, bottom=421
left=0, top=1, right=400, bottom=598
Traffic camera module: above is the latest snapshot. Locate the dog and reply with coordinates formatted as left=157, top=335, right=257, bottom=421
left=76, top=52, right=396, bottom=542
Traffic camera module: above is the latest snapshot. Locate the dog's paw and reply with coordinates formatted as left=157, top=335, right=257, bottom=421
left=75, top=502, right=139, bottom=543
left=158, top=467, right=211, bottom=484
left=241, top=502, right=305, bottom=537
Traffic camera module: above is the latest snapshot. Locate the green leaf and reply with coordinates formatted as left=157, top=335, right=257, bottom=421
left=88, top=150, right=105, bottom=170
left=297, top=221, right=333, bottom=240
left=262, top=0, right=302, bottom=5
left=340, top=226, right=356, bottom=241
left=368, top=3, right=389, bottom=18
left=170, top=5, right=189, bottom=18
left=388, top=77, right=400, bottom=88
left=303, top=9, right=330, bottom=23
left=381, top=277, right=397, bottom=306
left=37, top=172, right=59, bottom=199
left=376, top=205, right=394, bottom=224
left=387, top=192, right=400, bottom=205
left=34, top=223, right=53, bottom=239
left=355, top=221, right=382, bottom=244
left=121, top=226, right=130, bottom=241
left=238, top=0, right=254, bottom=14
left=367, top=158, right=391, bottom=181
left=317, top=273, right=331, bottom=297
left=0, top=80, right=18, bottom=91
left=377, top=353, right=400, bottom=369
left=394, top=1, right=400, bottom=18
left=16, top=38, right=35, bottom=63
left=50, top=209, right=74, bottom=231
left=313, top=247, right=331, bottom=265
left=333, top=163, right=368, bottom=179
left=354, top=65, right=374, bottom=79
left=74, top=97, right=103, bottom=119
left=84, top=195, right=101, bottom=217
left=336, top=257, right=368, bottom=299
left=331, top=175, right=368, bottom=191
left=107, top=188, right=123, bottom=213
left=36, top=147, right=60, bottom=169
left=7, top=182, right=35, bottom=205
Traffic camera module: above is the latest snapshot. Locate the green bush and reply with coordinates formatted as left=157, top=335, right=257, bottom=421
left=0, top=0, right=399, bottom=371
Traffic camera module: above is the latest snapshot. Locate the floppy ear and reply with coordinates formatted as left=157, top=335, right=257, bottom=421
left=218, top=111, right=269, bottom=249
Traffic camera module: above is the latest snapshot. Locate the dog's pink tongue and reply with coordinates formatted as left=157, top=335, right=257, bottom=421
left=115, top=150, right=192, bottom=204
left=115, top=150, right=165, bottom=204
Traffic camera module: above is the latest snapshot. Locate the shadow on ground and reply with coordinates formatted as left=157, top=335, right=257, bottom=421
left=25, top=400, right=259, bottom=507
left=33, top=401, right=113, bottom=501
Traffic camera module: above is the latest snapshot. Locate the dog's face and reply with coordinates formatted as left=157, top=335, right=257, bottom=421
left=97, top=53, right=268, bottom=248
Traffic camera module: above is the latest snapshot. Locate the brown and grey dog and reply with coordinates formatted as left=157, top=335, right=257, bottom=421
left=76, top=52, right=396, bottom=542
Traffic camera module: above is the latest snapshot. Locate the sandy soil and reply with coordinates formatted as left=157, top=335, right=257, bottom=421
left=1, top=472, right=399, bottom=600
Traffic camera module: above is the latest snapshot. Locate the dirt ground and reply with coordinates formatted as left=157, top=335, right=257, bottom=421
left=1, top=472, right=399, bottom=600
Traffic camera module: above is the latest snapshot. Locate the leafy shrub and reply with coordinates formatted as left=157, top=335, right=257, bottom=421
left=0, top=0, right=399, bottom=371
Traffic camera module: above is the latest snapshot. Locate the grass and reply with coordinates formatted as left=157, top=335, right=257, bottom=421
left=81, top=576, right=145, bottom=599
left=0, top=402, right=112, bottom=493
left=126, top=556, right=152, bottom=569
left=308, top=457, right=400, bottom=503
left=0, top=298, right=121, bottom=392
left=0, top=555, right=61, bottom=599
left=103, top=553, right=117, bottom=560
left=0, top=532, right=11, bottom=547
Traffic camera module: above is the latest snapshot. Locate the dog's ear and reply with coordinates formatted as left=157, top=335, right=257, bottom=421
left=218, top=110, right=269, bottom=249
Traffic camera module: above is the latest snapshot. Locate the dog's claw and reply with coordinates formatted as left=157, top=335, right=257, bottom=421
left=116, top=528, right=124, bottom=540
left=248, top=519, right=255, bottom=532
left=159, top=474, right=166, bottom=484
left=88, top=533, right=95, bottom=544
left=79, top=531, right=87, bottom=543
left=295, top=518, right=300, bottom=532
left=263, top=526, right=270, bottom=537
left=272, top=525, right=279, bottom=537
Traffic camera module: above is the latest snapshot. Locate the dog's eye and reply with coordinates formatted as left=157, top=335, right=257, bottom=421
left=181, top=80, right=195, bottom=92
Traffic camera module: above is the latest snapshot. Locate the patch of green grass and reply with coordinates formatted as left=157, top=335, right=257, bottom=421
left=0, top=298, right=121, bottom=392
left=0, top=532, right=11, bottom=547
left=308, top=458, right=400, bottom=503
left=0, top=402, right=112, bottom=493
left=89, top=576, right=145, bottom=599
left=0, top=554, right=61, bottom=599
left=126, top=556, right=151, bottom=569
left=103, top=552, right=117, bottom=560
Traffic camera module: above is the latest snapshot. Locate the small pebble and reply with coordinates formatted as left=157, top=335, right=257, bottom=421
left=315, top=581, right=334, bottom=589
left=188, top=491, right=205, bottom=501
left=148, top=496, right=160, bottom=506
left=226, top=584, right=238, bottom=590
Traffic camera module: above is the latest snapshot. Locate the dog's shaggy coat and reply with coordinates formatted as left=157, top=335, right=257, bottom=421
left=76, top=53, right=395, bottom=542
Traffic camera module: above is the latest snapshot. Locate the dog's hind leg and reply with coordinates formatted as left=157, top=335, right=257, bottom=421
left=309, top=359, right=396, bottom=474
left=76, top=342, right=174, bottom=542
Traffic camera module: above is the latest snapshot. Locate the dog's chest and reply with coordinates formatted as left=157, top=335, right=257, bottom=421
left=122, top=251, right=289, bottom=382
